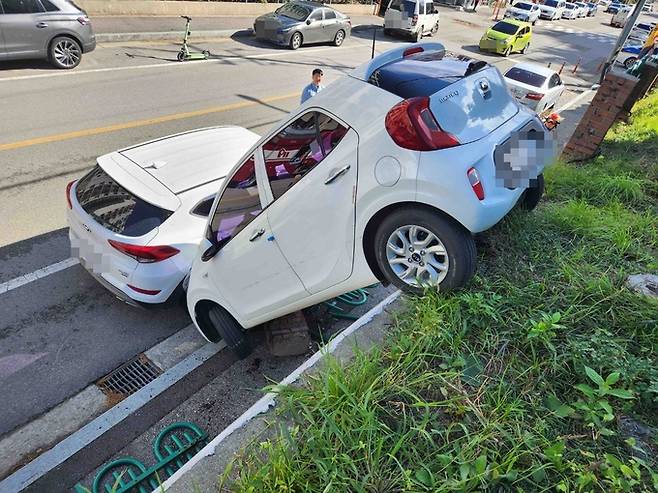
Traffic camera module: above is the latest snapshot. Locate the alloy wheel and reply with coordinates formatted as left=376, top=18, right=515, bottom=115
left=53, top=39, right=81, bottom=68
left=386, top=225, right=449, bottom=287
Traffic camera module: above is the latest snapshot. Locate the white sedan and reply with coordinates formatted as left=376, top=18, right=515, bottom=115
left=574, top=2, right=589, bottom=16
left=66, top=127, right=260, bottom=306
left=504, top=62, right=565, bottom=113
left=562, top=3, right=580, bottom=18
left=504, top=1, right=542, bottom=24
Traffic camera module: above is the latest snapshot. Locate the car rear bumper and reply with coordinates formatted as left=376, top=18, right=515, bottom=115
left=82, top=36, right=96, bottom=53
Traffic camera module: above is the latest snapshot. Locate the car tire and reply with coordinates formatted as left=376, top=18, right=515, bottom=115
left=384, top=28, right=392, bottom=36
left=373, top=207, right=477, bottom=295
left=415, top=27, right=423, bottom=42
left=623, top=56, right=637, bottom=69
left=289, top=32, right=303, bottom=50
left=519, top=173, right=545, bottom=211
left=49, top=36, right=82, bottom=70
left=430, top=22, right=439, bottom=35
left=521, top=42, right=529, bottom=54
left=208, top=306, right=252, bottom=359
left=504, top=46, right=512, bottom=56
left=333, top=29, right=345, bottom=46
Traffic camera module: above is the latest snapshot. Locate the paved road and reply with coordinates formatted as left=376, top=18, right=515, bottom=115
left=0, top=7, right=627, bottom=439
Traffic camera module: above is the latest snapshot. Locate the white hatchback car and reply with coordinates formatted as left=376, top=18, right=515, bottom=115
left=503, top=62, right=565, bottom=113
left=186, top=43, right=556, bottom=358
left=539, top=0, right=566, bottom=20
left=66, top=127, right=259, bottom=306
left=504, top=1, right=541, bottom=25
left=562, top=3, right=580, bottom=18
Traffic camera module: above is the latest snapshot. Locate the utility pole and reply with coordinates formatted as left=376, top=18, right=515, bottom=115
left=599, top=0, right=648, bottom=83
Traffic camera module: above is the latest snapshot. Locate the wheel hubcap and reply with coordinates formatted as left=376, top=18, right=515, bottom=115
left=293, top=35, right=301, bottom=48
left=386, top=225, right=449, bottom=288
left=54, top=40, right=80, bottom=67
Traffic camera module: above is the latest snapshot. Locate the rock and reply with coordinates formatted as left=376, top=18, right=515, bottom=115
left=626, top=274, right=658, bottom=299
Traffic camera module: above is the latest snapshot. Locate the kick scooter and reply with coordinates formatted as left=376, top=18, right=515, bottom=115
left=177, top=16, right=210, bottom=62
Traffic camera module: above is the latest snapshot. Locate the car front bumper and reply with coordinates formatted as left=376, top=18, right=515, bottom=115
left=479, top=38, right=510, bottom=54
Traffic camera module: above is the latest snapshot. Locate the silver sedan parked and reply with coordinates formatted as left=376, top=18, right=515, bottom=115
left=253, top=1, right=351, bottom=50
left=0, top=0, right=96, bottom=69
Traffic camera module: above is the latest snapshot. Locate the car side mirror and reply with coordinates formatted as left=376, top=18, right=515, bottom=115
left=306, top=19, right=312, bottom=25
left=201, top=237, right=230, bottom=262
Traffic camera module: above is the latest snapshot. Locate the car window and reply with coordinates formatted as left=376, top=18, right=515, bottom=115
left=209, top=155, right=263, bottom=245
left=75, top=166, right=173, bottom=237
left=515, top=2, right=533, bottom=10
left=492, top=21, right=520, bottom=35
left=192, top=197, right=215, bottom=217
left=309, top=9, right=323, bottom=21
left=544, top=0, right=559, bottom=6
left=505, top=67, right=546, bottom=87
left=426, top=1, right=435, bottom=13
left=262, top=111, right=349, bottom=202
left=323, top=8, right=336, bottom=19
left=549, top=73, right=562, bottom=87
left=389, top=0, right=417, bottom=16
left=1, top=0, right=43, bottom=13
left=40, top=0, right=59, bottom=11
left=275, top=3, right=312, bottom=21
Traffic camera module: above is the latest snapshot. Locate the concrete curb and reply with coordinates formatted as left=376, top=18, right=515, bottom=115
left=96, top=23, right=379, bottom=43
left=159, top=289, right=402, bottom=493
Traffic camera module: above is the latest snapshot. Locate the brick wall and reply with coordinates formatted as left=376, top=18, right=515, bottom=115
left=562, top=71, right=638, bottom=162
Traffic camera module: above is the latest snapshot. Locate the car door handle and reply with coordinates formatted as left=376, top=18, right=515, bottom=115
left=324, top=164, right=351, bottom=185
left=249, top=228, right=266, bottom=242
left=36, top=22, right=48, bottom=28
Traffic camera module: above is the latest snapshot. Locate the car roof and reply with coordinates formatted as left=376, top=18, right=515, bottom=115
left=494, top=18, right=528, bottom=27
left=510, top=62, right=557, bottom=77
left=118, top=127, right=260, bottom=195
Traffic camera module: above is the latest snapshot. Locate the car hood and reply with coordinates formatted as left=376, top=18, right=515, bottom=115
left=119, top=127, right=260, bottom=194
left=507, top=7, right=531, bottom=15
left=485, top=29, right=513, bottom=40
left=255, top=12, right=300, bottom=28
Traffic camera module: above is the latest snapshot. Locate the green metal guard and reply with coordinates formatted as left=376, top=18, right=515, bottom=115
left=74, top=422, right=208, bottom=493
left=322, top=285, right=379, bottom=320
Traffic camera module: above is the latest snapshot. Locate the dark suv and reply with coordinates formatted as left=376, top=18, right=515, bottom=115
left=0, top=0, right=95, bottom=69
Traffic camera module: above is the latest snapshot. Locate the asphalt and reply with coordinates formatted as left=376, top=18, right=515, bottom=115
left=0, top=5, right=640, bottom=479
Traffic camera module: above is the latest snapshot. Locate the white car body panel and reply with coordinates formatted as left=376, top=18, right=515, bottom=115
left=67, top=127, right=260, bottom=304
left=540, top=1, right=566, bottom=19
left=504, top=2, right=541, bottom=23
left=384, top=0, right=440, bottom=36
left=562, top=4, right=579, bottom=18
left=503, top=62, right=565, bottom=113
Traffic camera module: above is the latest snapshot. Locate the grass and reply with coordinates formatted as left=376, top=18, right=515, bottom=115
left=220, top=92, right=658, bottom=493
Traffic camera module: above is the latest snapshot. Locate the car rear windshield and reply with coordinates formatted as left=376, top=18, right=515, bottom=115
left=544, top=1, right=559, bottom=7
left=368, top=51, right=487, bottom=98
left=514, top=2, right=533, bottom=10
left=492, top=21, right=519, bottom=34
left=75, top=166, right=173, bottom=237
left=389, top=0, right=417, bottom=15
left=504, top=67, right=546, bottom=87
left=566, top=4, right=575, bottom=8
left=275, top=4, right=312, bottom=21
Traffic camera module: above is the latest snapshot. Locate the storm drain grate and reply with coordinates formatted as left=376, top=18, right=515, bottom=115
left=96, top=353, right=163, bottom=399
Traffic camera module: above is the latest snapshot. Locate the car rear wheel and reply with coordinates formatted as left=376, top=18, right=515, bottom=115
left=521, top=42, right=529, bottom=54
left=415, top=27, right=423, bottom=42
left=504, top=46, right=512, bottom=56
left=373, top=208, right=477, bottom=295
left=519, top=173, right=545, bottom=211
left=49, top=36, right=82, bottom=69
left=208, top=306, right=252, bottom=359
left=290, top=32, right=303, bottom=50
left=430, top=22, right=439, bottom=35
left=333, top=29, right=345, bottom=46
left=623, top=56, right=637, bottom=69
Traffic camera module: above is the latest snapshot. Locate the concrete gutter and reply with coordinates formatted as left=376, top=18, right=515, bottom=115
left=160, top=289, right=402, bottom=493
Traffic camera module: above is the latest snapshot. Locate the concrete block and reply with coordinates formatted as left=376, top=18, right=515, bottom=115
left=265, top=311, right=311, bottom=357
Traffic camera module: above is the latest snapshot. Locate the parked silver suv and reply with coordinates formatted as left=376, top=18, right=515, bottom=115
left=0, top=0, right=95, bottom=69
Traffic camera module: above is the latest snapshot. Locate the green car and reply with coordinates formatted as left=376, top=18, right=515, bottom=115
left=479, top=19, right=532, bottom=56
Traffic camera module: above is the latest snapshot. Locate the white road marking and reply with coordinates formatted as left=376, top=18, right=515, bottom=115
left=556, top=86, right=595, bottom=112
left=0, top=257, right=79, bottom=295
left=0, top=44, right=365, bottom=83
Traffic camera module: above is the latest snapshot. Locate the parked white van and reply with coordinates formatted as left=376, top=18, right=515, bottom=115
left=384, top=0, right=440, bottom=41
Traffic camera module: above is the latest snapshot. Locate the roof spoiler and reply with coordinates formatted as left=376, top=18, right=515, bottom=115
left=350, top=42, right=446, bottom=81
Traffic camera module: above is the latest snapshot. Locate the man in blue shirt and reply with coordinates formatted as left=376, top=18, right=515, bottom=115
left=300, top=68, right=324, bottom=104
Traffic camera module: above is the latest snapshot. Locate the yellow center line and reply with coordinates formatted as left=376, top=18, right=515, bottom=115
left=0, top=92, right=298, bottom=152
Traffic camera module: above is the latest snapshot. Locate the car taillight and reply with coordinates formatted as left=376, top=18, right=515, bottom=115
left=66, top=180, right=75, bottom=209
left=412, top=14, right=418, bottom=25
left=127, top=285, right=161, bottom=295
left=77, top=16, right=91, bottom=25
left=385, top=96, right=460, bottom=151
left=526, top=92, right=544, bottom=101
left=467, top=168, right=485, bottom=200
left=403, top=46, right=424, bottom=57
left=108, top=240, right=180, bottom=263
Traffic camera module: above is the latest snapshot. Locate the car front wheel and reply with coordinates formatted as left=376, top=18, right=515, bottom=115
left=519, top=173, right=545, bottom=211
left=623, top=56, right=637, bottom=69
left=373, top=208, right=477, bottom=295
left=208, top=306, right=252, bottom=359
left=49, top=36, right=82, bottom=69
left=289, top=32, right=303, bottom=50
